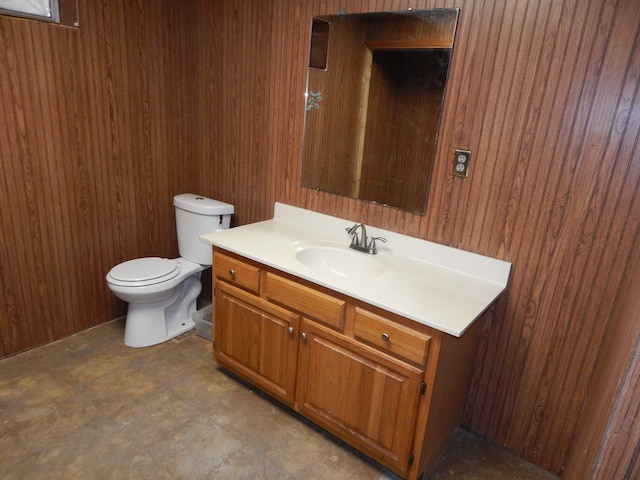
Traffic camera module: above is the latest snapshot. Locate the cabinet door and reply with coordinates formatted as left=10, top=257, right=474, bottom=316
left=215, top=281, right=300, bottom=406
left=297, top=319, right=424, bottom=475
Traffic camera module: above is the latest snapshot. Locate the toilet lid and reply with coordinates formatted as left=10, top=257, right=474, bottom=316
left=108, top=257, right=180, bottom=285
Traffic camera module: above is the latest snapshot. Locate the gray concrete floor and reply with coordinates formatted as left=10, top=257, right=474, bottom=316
left=0, top=320, right=558, bottom=480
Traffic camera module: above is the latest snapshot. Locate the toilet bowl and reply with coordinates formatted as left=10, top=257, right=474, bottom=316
left=106, top=194, right=234, bottom=347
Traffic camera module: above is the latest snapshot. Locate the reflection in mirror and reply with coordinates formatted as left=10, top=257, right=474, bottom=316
left=301, top=9, right=459, bottom=213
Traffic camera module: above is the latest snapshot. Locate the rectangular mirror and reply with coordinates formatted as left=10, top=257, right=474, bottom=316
left=301, top=9, right=459, bottom=213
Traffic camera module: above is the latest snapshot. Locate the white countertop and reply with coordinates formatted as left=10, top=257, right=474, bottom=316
left=200, top=203, right=511, bottom=337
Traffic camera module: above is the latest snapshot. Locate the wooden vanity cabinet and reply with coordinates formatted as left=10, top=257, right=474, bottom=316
left=215, top=281, right=300, bottom=406
left=213, top=248, right=480, bottom=480
left=296, top=318, right=425, bottom=473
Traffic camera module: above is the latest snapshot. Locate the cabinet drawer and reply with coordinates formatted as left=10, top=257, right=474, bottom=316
left=214, top=251, right=261, bottom=293
left=353, top=307, right=430, bottom=365
left=264, top=272, right=346, bottom=329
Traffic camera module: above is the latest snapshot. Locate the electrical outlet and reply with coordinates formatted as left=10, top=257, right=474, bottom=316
left=452, top=149, right=471, bottom=177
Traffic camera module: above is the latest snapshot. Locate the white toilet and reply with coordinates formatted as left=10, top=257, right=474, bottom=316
left=106, top=194, right=234, bottom=347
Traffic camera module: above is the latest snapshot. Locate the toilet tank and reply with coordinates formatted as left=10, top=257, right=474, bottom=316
left=173, top=194, right=234, bottom=265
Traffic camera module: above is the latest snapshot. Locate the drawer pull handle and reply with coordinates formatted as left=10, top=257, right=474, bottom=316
left=288, top=326, right=294, bottom=335
left=229, top=269, right=236, bottom=277
left=301, top=332, right=307, bottom=340
left=381, top=333, right=390, bottom=342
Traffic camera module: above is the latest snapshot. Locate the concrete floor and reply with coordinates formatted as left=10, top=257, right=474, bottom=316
left=0, top=320, right=559, bottom=480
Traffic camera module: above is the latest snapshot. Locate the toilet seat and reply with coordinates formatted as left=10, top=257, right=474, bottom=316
left=107, top=257, right=180, bottom=287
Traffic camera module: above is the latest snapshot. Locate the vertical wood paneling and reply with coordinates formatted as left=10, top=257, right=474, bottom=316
left=563, top=229, right=640, bottom=479
left=2, top=0, right=640, bottom=477
left=593, top=339, right=640, bottom=479
left=196, top=0, right=640, bottom=475
left=0, top=0, right=197, bottom=356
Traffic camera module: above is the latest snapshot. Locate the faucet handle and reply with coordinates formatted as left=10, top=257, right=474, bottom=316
left=369, top=236, right=387, bottom=254
left=345, top=224, right=360, bottom=245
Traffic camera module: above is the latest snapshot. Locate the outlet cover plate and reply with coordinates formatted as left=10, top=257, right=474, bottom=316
left=452, top=149, right=471, bottom=177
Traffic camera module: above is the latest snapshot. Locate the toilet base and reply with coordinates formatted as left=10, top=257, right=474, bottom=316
left=123, top=275, right=201, bottom=348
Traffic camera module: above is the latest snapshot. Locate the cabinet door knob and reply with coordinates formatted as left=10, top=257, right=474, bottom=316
left=381, top=333, right=390, bottom=342
left=229, top=269, right=236, bottom=277
left=288, top=326, right=294, bottom=335
left=301, top=332, right=307, bottom=340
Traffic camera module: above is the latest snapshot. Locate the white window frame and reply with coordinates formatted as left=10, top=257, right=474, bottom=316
left=0, top=0, right=60, bottom=22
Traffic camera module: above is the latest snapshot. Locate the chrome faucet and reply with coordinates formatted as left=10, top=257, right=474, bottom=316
left=345, top=223, right=386, bottom=254
left=346, top=223, right=369, bottom=252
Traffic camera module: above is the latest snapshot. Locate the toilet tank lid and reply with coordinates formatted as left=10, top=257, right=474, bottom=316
left=174, top=194, right=234, bottom=215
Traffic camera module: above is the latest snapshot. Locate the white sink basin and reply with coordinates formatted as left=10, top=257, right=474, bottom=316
left=294, top=242, right=384, bottom=279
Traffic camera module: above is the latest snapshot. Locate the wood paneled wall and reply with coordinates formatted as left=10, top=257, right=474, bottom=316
left=2, top=0, right=640, bottom=477
left=196, top=0, right=640, bottom=476
left=0, top=0, right=206, bottom=357
left=563, top=239, right=640, bottom=479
